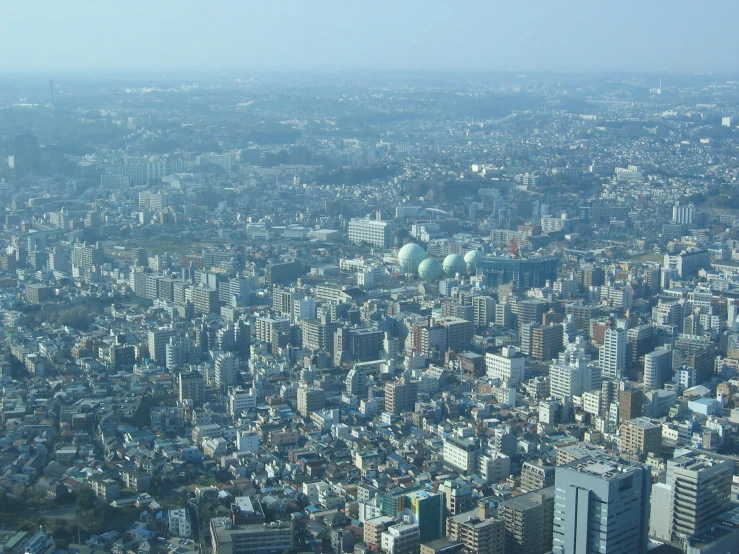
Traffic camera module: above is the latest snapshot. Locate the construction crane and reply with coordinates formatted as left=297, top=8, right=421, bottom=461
left=509, top=237, right=520, bottom=259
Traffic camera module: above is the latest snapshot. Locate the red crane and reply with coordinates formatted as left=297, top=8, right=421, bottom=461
left=509, top=237, right=520, bottom=259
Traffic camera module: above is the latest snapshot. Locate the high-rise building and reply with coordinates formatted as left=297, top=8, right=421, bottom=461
left=520, top=461, right=556, bottom=493
left=214, top=352, right=237, bottom=389
left=531, top=325, right=564, bottom=361
left=178, top=371, right=205, bottom=403
left=553, top=455, right=650, bottom=554
left=472, top=296, right=496, bottom=327
left=643, top=346, right=673, bottom=390
left=446, top=503, right=505, bottom=554
left=498, top=487, right=555, bottom=554
left=599, top=327, right=626, bottom=379
left=620, top=417, right=661, bottom=458
left=297, top=387, right=325, bottom=416
left=384, top=379, right=418, bottom=415
left=402, top=490, right=445, bottom=543
left=653, top=451, right=733, bottom=544
left=672, top=202, right=695, bottom=225
left=148, top=328, right=176, bottom=366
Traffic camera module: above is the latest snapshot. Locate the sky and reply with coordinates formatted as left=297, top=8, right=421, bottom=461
left=0, top=1, right=737, bottom=74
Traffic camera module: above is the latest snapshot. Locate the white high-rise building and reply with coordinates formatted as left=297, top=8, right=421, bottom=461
left=215, top=352, right=237, bottom=389
left=672, top=202, right=695, bottom=225
left=643, top=347, right=673, bottom=390
left=599, top=327, right=626, bottom=379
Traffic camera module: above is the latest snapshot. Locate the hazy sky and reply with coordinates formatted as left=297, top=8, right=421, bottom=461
left=1, top=1, right=737, bottom=73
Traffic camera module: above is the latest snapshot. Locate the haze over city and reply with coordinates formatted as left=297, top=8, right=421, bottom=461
left=1, top=1, right=738, bottom=73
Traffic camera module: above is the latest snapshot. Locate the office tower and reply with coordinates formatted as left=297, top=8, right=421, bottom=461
left=178, top=371, right=205, bottom=403
left=565, top=304, right=600, bottom=332
left=446, top=503, right=505, bottom=554
left=599, top=327, right=626, bottom=379
left=435, top=316, right=474, bottom=352
left=384, top=379, right=418, bottom=415
left=297, top=387, right=325, bottom=416
left=214, top=352, right=237, bottom=389
left=264, top=260, right=304, bottom=287
left=652, top=451, right=733, bottom=544
left=643, top=347, right=673, bottom=390
left=626, top=324, right=655, bottom=369
left=552, top=455, right=651, bottom=554
left=498, top=487, right=555, bottom=554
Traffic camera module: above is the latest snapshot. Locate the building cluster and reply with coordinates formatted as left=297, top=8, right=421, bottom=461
left=0, top=73, right=739, bottom=554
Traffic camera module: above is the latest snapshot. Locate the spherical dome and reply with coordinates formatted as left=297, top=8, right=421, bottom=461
left=398, top=243, right=426, bottom=273
left=442, top=254, right=466, bottom=277
left=464, top=249, right=482, bottom=273
left=418, top=258, right=443, bottom=281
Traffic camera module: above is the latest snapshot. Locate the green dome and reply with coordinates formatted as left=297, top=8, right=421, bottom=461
left=398, top=243, right=426, bottom=273
left=464, top=250, right=482, bottom=273
left=418, top=258, right=443, bottom=281
left=442, top=254, right=466, bottom=277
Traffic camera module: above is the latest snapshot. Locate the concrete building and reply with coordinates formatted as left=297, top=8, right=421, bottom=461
left=446, top=504, right=505, bottom=554
left=599, top=327, right=626, bottom=379
left=178, top=371, right=205, bottom=403
left=442, top=437, right=479, bottom=475
left=644, top=347, right=674, bottom=390
left=210, top=518, right=293, bottom=554
left=384, top=379, right=418, bottom=415
left=297, top=387, right=325, bottom=417
left=620, top=417, right=661, bottom=458
left=552, top=455, right=650, bottom=554
left=485, top=346, right=525, bottom=385
left=348, top=218, right=393, bottom=248
left=381, top=522, right=420, bottom=554
left=498, top=487, right=555, bottom=554
left=520, top=461, right=555, bottom=492
left=653, top=451, right=734, bottom=544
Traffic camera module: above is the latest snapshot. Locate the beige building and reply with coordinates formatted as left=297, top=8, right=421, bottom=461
left=620, top=417, right=662, bottom=457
